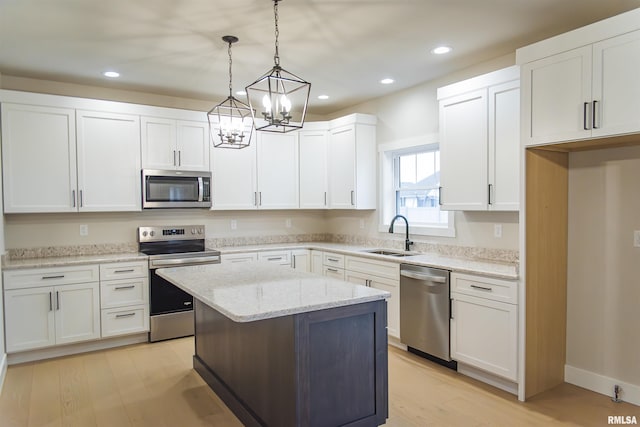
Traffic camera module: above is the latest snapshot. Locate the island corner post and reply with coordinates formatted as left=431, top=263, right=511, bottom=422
left=193, top=298, right=389, bottom=427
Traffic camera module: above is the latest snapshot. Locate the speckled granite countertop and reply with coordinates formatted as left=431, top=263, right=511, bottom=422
left=2, top=252, right=148, bottom=270
left=157, top=262, right=390, bottom=322
left=219, top=242, right=519, bottom=280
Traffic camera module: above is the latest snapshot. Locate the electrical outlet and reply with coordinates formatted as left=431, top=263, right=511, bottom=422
left=359, top=219, right=365, bottom=229
left=634, top=230, right=640, bottom=247
left=231, top=220, right=237, bottom=230
left=494, top=224, right=502, bottom=238
left=79, top=224, right=89, bottom=236
left=285, top=218, right=292, bottom=228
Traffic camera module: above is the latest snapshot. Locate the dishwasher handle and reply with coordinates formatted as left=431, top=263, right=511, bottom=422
left=400, top=270, right=447, bottom=283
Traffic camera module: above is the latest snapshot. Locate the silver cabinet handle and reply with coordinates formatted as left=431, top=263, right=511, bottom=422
left=292, top=256, right=296, bottom=269
left=267, top=257, right=283, bottom=261
left=327, top=258, right=340, bottom=262
left=115, top=285, right=135, bottom=290
left=114, top=269, right=135, bottom=274
left=592, top=100, right=598, bottom=129
left=470, top=284, right=493, bottom=292
left=259, top=192, right=262, bottom=206
left=173, top=150, right=177, bottom=166
left=350, top=190, right=355, bottom=206
left=72, top=190, right=76, bottom=208
left=56, top=291, right=60, bottom=310
left=178, top=150, right=181, bottom=166
left=324, top=192, right=327, bottom=206
left=254, top=192, right=258, bottom=206
left=438, top=186, right=443, bottom=206
left=79, top=190, right=83, bottom=207
left=42, top=275, right=64, bottom=280
left=49, top=292, right=53, bottom=311
left=400, top=270, right=447, bottom=283
left=488, top=184, right=493, bottom=205
left=115, top=312, right=136, bottom=318
left=327, top=268, right=339, bottom=273
left=583, top=102, right=591, bottom=130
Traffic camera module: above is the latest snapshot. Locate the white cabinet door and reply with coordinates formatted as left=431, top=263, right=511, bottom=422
left=176, top=120, right=209, bottom=171
left=291, top=249, right=311, bottom=272
left=592, top=29, right=640, bottom=138
left=4, top=287, right=56, bottom=352
left=328, top=125, right=357, bottom=209
left=299, top=129, right=328, bottom=208
left=141, top=116, right=177, bottom=170
left=310, top=250, right=323, bottom=274
left=345, top=270, right=399, bottom=338
left=257, top=250, right=291, bottom=266
left=451, top=292, right=518, bottom=381
left=488, top=80, right=520, bottom=211
left=439, top=89, right=489, bottom=210
left=521, top=46, right=592, bottom=146
left=210, top=138, right=258, bottom=210
left=256, top=132, right=299, bottom=209
left=1, top=104, right=77, bottom=213
left=54, top=282, right=101, bottom=345
left=76, top=110, right=141, bottom=211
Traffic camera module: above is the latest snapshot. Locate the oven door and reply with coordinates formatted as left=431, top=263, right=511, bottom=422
left=149, top=269, right=193, bottom=316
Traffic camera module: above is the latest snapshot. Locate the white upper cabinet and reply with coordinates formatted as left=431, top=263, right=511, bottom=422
left=210, top=135, right=258, bottom=210
left=141, top=116, right=209, bottom=171
left=517, top=10, right=640, bottom=146
left=327, top=114, right=377, bottom=210
left=438, top=66, right=520, bottom=211
left=256, top=132, right=299, bottom=209
left=299, top=123, right=329, bottom=209
left=76, top=110, right=141, bottom=211
left=1, top=103, right=78, bottom=213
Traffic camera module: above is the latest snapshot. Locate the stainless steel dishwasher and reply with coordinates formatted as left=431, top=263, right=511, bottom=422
left=400, top=264, right=452, bottom=363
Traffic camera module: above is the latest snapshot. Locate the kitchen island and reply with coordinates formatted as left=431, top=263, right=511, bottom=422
left=157, top=262, right=390, bottom=427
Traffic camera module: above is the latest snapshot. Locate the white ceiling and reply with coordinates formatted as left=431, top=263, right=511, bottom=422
left=1, top=0, right=639, bottom=115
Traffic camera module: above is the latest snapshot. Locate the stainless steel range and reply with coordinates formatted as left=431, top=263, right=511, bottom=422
left=138, top=225, right=221, bottom=342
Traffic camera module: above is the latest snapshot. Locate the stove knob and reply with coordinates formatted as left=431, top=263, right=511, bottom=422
left=149, top=231, right=155, bottom=237
left=197, top=228, right=203, bottom=234
left=142, top=231, right=148, bottom=237
left=191, top=228, right=196, bottom=234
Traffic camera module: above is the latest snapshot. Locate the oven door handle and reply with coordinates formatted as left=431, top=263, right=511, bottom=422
left=150, top=256, right=220, bottom=268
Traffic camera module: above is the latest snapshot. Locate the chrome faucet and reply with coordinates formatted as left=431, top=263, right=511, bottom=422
left=389, top=214, right=413, bottom=251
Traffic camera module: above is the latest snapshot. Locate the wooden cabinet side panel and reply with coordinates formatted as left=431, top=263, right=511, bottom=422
left=525, top=148, right=568, bottom=398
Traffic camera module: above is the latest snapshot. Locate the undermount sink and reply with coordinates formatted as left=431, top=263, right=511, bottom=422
left=361, top=249, right=418, bottom=257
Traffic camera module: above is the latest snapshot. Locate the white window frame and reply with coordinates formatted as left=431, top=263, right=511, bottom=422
left=378, top=134, right=455, bottom=237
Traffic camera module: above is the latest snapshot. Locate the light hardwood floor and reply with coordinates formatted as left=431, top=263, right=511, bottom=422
left=0, top=338, right=638, bottom=426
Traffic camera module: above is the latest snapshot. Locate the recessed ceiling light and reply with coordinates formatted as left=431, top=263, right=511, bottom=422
left=103, top=71, right=120, bottom=78
left=236, top=90, right=247, bottom=96
left=380, top=78, right=395, bottom=85
left=318, top=95, right=329, bottom=100
left=431, top=46, right=452, bottom=55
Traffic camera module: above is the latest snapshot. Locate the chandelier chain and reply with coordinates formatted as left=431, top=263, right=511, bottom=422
left=273, top=0, right=280, bottom=67
left=227, top=40, right=233, bottom=97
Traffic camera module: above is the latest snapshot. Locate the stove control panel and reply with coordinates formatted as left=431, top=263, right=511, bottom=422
left=138, top=225, right=205, bottom=242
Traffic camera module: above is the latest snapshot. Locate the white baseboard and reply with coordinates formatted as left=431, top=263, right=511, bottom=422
left=457, top=363, right=518, bottom=395
left=7, top=333, right=148, bottom=365
left=388, top=335, right=407, bottom=350
left=565, top=364, right=640, bottom=406
left=0, top=353, right=7, bottom=395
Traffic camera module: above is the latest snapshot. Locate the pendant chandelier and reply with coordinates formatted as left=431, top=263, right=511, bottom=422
left=245, top=0, right=311, bottom=133
left=208, top=35, right=254, bottom=149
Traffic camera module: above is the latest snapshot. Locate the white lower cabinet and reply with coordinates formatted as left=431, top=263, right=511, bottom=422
left=4, top=272, right=101, bottom=353
left=310, top=250, right=324, bottom=274
left=345, top=256, right=400, bottom=338
left=258, top=251, right=292, bottom=267
left=322, top=252, right=345, bottom=279
left=291, top=249, right=311, bottom=272
left=99, top=261, right=149, bottom=338
left=450, top=272, right=518, bottom=382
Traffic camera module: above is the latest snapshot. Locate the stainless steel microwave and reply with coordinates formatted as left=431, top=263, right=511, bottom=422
left=142, top=169, right=211, bottom=209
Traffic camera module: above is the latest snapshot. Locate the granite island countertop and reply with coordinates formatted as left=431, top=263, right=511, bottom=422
left=156, top=261, right=390, bottom=322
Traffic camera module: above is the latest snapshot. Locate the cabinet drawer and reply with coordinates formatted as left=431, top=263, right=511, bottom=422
left=101, top=306, right=149, bottom=338
left=222, top=252, right=258, bottom=263
left=4, top=264, right=99, bottom=290
left=258, top=251, right=291, bottom=265
left=324, top=266, right=345, bottom=280
left=345, top=256, right=399, bottom=280
left=101, top=277, right=149, bottom=309
left=451, top=272, right=517, bottom=304
left=323, top=252, right=345, bottom=268
left=100, top=261, right=148, bottom=280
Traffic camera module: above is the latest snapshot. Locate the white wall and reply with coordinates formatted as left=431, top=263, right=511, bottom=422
left=325, top=53, right=520, bottom=251
left=567, top=146, right=640, bottom=396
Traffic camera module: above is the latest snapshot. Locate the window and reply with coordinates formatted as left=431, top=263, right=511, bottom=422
left=379, top=136, right=455, bottom=237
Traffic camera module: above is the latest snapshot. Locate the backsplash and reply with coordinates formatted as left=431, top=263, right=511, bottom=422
left=4, top=233, right=518, bottom=264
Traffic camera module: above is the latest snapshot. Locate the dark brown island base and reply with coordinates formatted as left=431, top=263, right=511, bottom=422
left=156, top=262, right=390, bottom=427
